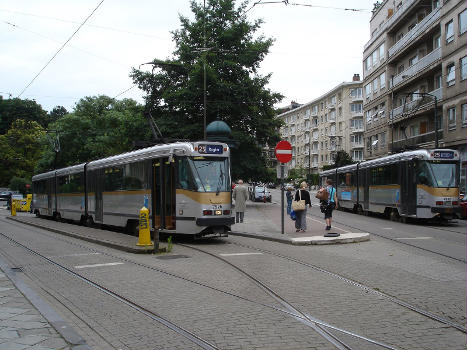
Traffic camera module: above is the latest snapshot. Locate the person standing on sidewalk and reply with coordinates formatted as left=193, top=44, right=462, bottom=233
left=294, top=182, right=312, bottom=232
left=232, top=179, right=248, bottom=223
left=324, top=178, right=338, bottom=230
left=286, top=187, right=294, bottom=214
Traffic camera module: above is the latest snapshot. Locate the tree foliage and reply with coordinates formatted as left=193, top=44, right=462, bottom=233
left=36, top=96, right=151, bottom=172
left=0, top=97, right=49, bottom=134
left=0, top=119, right=46, bottom=186
left=130, top=0, right=283, bottom=180
left=322, top=150, right=354, bottom=171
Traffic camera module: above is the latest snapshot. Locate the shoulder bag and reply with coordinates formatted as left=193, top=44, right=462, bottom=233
left=292, top=190, right=306, bottom=211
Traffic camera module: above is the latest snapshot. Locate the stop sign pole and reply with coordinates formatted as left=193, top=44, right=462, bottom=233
left=275, top=141, right=292, bottom=235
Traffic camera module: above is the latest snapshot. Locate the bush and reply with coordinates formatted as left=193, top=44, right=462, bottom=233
left=9, top=177, right=31, bottom=196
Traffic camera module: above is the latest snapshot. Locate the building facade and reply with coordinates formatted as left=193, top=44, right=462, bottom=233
left=362, top=0, right=466, bottom=192
left=276, top=76, right=363, bottom=173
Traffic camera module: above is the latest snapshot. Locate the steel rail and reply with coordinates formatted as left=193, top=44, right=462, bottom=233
left=228, top=239, right=467, bottom=334
left=0, top=232, right=220, bottom=350
left=182, top=243, right=399, bottom=350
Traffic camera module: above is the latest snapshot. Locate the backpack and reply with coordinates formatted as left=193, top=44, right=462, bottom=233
left=315, top=187, right=328, bottom=201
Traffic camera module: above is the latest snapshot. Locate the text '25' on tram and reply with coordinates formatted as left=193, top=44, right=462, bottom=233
left=32, top=142, right=234, bottom=238
left=320, top=149, right=461, bottom=221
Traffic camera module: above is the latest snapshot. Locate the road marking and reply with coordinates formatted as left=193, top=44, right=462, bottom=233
left=382, top=228, right=393, bottom=230
left=50, top=253, right=101, bottom=258
left=219, top=253, right=263, bottom=257
left=395, top=237, right=432, bottom=240
left=308, top=215, right=351, bottom=233
left=74, top=262, right=123, bottom=269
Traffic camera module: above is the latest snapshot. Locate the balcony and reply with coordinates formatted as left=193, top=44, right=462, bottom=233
left=351, top=94, right=363, bottom=102
left=312, top=123, right=319, bottom=129
left=328, top=131, right=336, bottom=137
left=351, top=111, right=363, bottom=117
left=390, top=48, right=441, bottom=88
left=391, top=130, right=444, bottom=152
left=328, top=145, right=337, bottom=151
left=390, top=87, right=442, bottom=121
left=351, top=142, right=364, bottom=149
left=303, top=115, right=310, bottom=120
left=311, top=149, right=319, bottom=155
left=388, top=8, right=440, bottom=59
left=351, top=126, right=364, bottom=133
left=312, top=162, right=319, bottom=168
left=364, top=0, right=418, bottom=51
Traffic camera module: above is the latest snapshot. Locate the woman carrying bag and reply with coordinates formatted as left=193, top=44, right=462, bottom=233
left=293, top=182, right=312, bottom=232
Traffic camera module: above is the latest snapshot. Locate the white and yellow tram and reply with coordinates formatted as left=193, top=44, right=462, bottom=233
left=32, top=142, right=234, bottom=237
left=320, top=149, right=461, bottom=221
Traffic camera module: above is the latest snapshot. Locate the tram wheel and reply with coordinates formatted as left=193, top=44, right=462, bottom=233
left=389, top=209, right=399, bottom=222
left=54, top=213, right=62, bottom=222
left=85, top=216, right=94, bottom=227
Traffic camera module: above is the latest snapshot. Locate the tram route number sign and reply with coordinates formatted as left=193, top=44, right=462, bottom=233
left=433, top=150, right=454, bottom=159
left=275, top=140, right=292, bottom=163
left=198, top=144, right=223, bottom=154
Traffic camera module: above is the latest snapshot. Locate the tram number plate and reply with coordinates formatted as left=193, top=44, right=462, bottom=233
left=198, top=144, right=223, bottom=154
left=444, top=201, right=451, bottom=206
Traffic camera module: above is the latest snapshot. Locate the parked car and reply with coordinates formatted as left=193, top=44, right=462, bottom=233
left=253, top=186, right=272, bottom=202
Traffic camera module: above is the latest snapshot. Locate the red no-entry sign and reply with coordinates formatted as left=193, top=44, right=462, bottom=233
left=275, top=140, right=292, bottom=163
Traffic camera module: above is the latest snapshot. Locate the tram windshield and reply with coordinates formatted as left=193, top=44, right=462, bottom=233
left=416, top=161, right=458, bottom=188
left=177, top=156, right=230, bottom=192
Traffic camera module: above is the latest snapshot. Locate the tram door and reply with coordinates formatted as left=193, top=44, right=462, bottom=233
left=400, top=161, right=416, bottom=215
left=363, top=168, right=370, bottom=210
left=153, top=158, right=176, bottom=230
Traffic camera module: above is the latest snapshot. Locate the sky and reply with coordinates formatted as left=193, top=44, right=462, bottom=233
left=0, top=0, right=374, bottom=113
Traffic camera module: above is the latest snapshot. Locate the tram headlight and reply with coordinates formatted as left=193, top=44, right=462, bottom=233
left=215, top=210, right=222, bottom=215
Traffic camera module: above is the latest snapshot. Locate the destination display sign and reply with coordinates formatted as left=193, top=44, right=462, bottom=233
left=433, top=150, right=454, bottom=159
left=198, top=144, right=223, bottom=154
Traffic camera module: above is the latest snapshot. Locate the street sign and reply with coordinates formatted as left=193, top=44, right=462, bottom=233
left=275, top=140, right=292, bottom=163
left=276, top=164, right=288, bottom=179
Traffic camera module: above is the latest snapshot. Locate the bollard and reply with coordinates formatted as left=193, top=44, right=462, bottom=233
left=11, top=199, right=16, bottom=216
left=136, top=206, right=153, bottom=247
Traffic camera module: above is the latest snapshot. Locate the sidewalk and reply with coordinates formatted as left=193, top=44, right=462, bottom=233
left=229, top=201, right=370, bottom=245
left=0, top=260, right=90, bottom=350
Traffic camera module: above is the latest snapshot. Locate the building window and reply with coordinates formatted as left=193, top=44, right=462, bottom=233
left=373, top=78, right=378, bottom=92
left=433, top=0, right=440, bottom=9
left=446, top=20, right=454, bottom=43
left=372, top=50, right=378, bottom=67
left=365, top=83, right=372, bottom=98
left=434, top=35, right=441, bottom=49
left=410, top=124, right=420, bottom=137
left=398, top=64, right=404, bottom=74
left=365, top=56, right=371, bottom=71
left=409, top=55, right=418, bottom=66
left=379, top=43, right=385, bottom=61
left=446, top=64, right=456, bottom=86
left=435, top=74, right=442, bottom=89
left=379, top=72, right=386, bottom=89
left=462, top=104, right=467, bottom=126
left=460, top=9, right=467, bottom=35
left=381, top=132, right=386, bottom=145
left=448, top=107, right=456, bottom=128
left=461, top=56, right=467, bottom=80
left=350, top=103, right=362, bottom=113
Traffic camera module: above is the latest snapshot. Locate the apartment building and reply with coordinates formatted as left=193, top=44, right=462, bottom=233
left=362, top=0, right=466, bottom=191
left=276, top=76, right=363, bottom=173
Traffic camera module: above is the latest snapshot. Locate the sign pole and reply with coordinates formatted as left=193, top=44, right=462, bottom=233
left=281, top=164, right=284, bottom=235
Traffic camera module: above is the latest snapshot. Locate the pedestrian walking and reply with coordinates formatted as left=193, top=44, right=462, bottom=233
left=286, top=187, right=293, bottom=214
left=232, top=179, right=248, bottom=223
left=293, top=182, right=312, bottom=232
left=323, top=178, right=338, bottom=230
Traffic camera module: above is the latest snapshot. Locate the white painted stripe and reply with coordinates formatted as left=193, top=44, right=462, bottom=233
left=395, top=237, right=432, bottom=240
left=50, top=253, right=101, bottom=258
left=276, top=150, right=292, bottom=154
left=382, top=228, right=393, bottom=230
left=219, top=253, right=263, bottom=257
left=74, top=262, right=124, bottom=269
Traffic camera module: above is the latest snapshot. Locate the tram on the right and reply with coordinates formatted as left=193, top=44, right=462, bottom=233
left=319, top=149, right=461, bottom=221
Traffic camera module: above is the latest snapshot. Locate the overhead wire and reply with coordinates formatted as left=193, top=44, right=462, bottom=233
left=17, top=0, right=106, bottom=98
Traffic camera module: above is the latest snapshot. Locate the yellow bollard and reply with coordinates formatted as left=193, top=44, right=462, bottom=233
left=136, top=206, right=153, bottom=246
left=11, top=199, right=16, bottom=216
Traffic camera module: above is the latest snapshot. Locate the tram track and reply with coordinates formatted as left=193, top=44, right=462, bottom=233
left=306, top=210, right=467, bottom=263
left=0, top=227, right=397, bottom=350
left=2, top=217, right=465, bottom=349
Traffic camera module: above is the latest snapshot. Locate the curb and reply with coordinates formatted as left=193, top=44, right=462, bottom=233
left=229, top=231, right=370, bottom=245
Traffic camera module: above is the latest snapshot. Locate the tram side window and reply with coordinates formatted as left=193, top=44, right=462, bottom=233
left=371, top=165, right=397, bottom=185
left=122, top=162, right=146, bottom=190
left=58, top=174, right=83, bottom=193
left=33, top=180, right=46, bottom=194
left=104, top=167, right=123, bottom=191
left=177, top=157, right=198, bottom=191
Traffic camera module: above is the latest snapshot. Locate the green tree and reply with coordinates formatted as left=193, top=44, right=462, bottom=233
left=322, top=150, right=354, bottom=170
left=9, top=176, right=31, bottom=196
left=36, top=96, right=151, bottom=171
left=47, top=106, right=68, bottom=125
left=0, top=98, right=49, bottom=134
left=130, top=0, right=283, bottom=180
left=0, top=119, right=46, bottom=186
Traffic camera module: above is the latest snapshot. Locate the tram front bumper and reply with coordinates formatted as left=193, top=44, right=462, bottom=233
left=431, top=207, right=462, bottom=217
left=196, top=217, right=235, bottom=226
